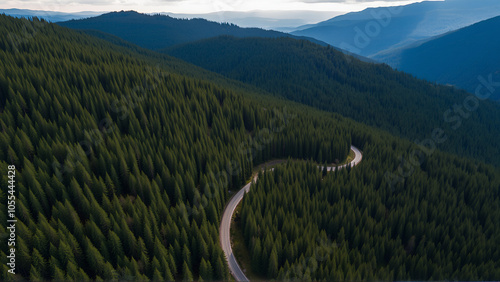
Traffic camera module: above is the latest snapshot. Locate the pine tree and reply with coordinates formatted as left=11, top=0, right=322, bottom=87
left=199, top=258, right=213, bottom=281
left=268, top=247, right=279, bottom=278
left=182, top=261, right=193, bottom=281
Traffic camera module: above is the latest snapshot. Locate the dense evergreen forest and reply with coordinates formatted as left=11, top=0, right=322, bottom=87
left=240, top=159, right=500, bottom=280
left=0, top=15, right=352, bottom=280
left=166, top=36, right=500, bottom=166
left=0, top=15, right=499, bottom=281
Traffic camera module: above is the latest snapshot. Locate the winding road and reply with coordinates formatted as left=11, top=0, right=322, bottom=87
left=219, top=145, right=363, bottom=281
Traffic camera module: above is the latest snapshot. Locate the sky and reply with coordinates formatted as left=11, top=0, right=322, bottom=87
left=0, top=0, right=437, bottom=14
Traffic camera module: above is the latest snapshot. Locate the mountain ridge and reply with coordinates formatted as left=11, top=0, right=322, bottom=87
left=374, top=15, right=500, bottom=99
left=58, top=10, right=328, bottom=51
left=291, top=0, right=500, bottom=57
left=166, top=35, right=500, bottom=166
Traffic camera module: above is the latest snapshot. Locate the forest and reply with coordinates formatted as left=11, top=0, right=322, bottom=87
left=0, top=15, right=351, bottom=280
left=0, top=14, right=499, bottom=281
left=57, top=11, right=327, bottom=51
left=166, top=36, right=500, bottom=166
left=240, top=161, right=500, bottom=280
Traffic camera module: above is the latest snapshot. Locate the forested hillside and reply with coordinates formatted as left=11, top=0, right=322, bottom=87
left=0, top=15, right=352, bottom=280
left=57, top=11, right=327, bottom=51
left=240, top=159, right=500, bottom=280
left=166, top=36, right=500, bottom=166
left=1, top=14, right=499, bottom=281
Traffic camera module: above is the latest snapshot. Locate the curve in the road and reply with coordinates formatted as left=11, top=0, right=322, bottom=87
left=219, top=145, right=363, bottom=281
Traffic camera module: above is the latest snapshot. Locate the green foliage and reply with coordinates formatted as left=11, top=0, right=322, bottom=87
left=240, top=160, right=500, bottom=280
left=1, top=14, right=499, bottom=282
left=167, top=36, right=500, bottom=166
left=0, top=15, right=349, bottom=280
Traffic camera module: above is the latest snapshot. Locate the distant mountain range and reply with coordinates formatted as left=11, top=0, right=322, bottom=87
left=160, top=10, right=337, bottom=31
left=374, top=15, right=500, bottom=100
left=9, top=6, right=498, bottom=99
left=0, top=8, right=336, bottom=30
left=291, top=0, right=500, bottom=58
left=57, top=11, right=328, bottom=50
left=0, top=8, right=103, bottom=22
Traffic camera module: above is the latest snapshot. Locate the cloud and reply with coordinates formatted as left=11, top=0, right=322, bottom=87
left=300, top=0, right=404, bottom=2
left=1, top=0, right=430, bottom=14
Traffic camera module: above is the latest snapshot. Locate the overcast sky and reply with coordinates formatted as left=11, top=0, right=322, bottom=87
left=1, top=0, right=438, bottom=14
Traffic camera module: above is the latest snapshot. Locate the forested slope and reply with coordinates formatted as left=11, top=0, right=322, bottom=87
left=0, top=15, right=352, bottom=280
left=166, top=36, right=500, bottom=166
left=0, top=15, right=499, bottom=281
left=58, top=11, right=327, bottom=51
left=240, top=160, right=500, bottom=280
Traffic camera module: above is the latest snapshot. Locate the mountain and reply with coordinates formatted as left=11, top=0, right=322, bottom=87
left=57, top=10, right=327, bottom=51
left=0, top=8, right=335, bottom=31
left=374, top=15, right=500, bottom=99
left=2, top=14, right=500, bottom=281
left=166, top=36, right=500, bottom=166
left=291, top=0, right=500, bottom=57
left=160, top=10, right=337, bottom=31
left=0, top=14, right=352, bottom=281
left=0, top=8, right=103, bottom=22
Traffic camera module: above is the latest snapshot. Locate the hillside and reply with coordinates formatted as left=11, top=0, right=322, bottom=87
left=240, top=161, right=500, bottom=280
left=374, top=15, right=500, bottom=99
left=57, top=10, right=327, bottom=51
left=166, top=36, right=500, bottom=166
left=291, top=0, right=500, bottom=57
left=2, top=14, right=500, bottom=281
left=0, top=14, right=357, bottom=280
